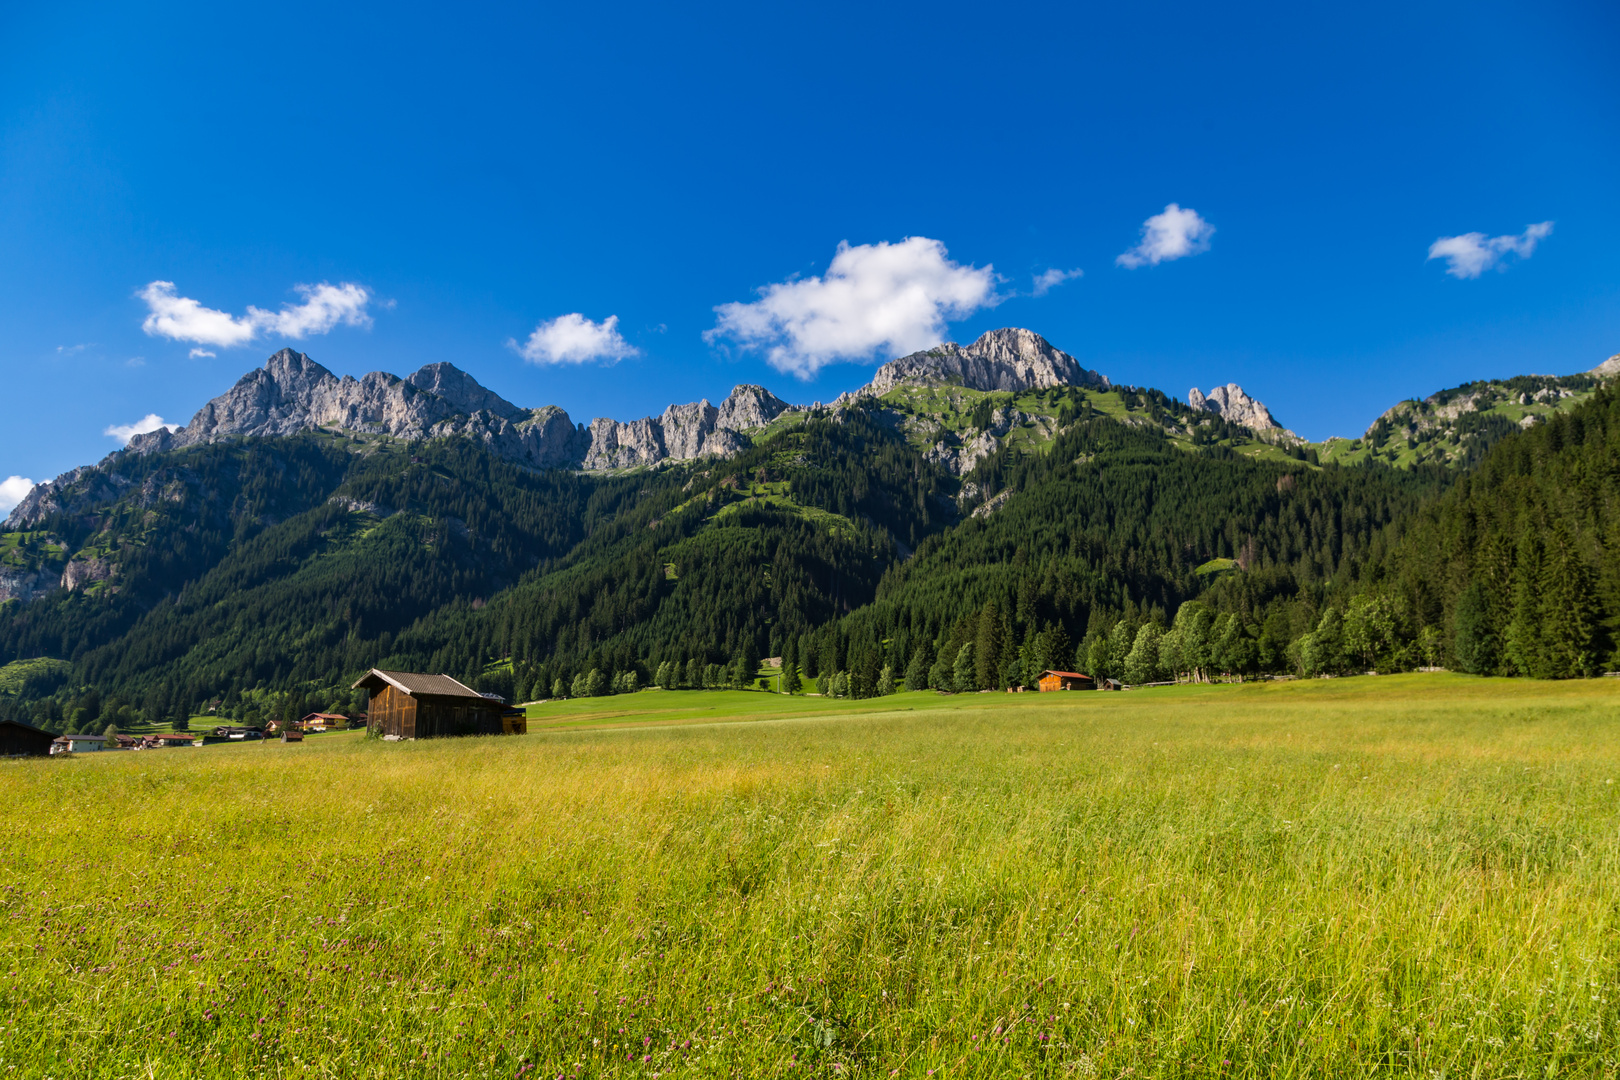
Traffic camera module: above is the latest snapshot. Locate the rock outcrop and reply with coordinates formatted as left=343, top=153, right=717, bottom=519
left=4, top=467, right=134, bottom=531
left=0, top=567, right=58, bottom=604
left=61, top=556, right=115, bottom=593
left=856, top=328, right=1110, bottom=397
left=581, top=385, right=793, bottom=471
left=1588, top=354, right=1620, bottom=378
left=1188, top=384, right=1288, bottom=434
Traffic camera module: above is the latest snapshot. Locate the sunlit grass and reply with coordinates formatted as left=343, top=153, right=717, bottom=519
left=3, top=674, right=1617, bottom=1077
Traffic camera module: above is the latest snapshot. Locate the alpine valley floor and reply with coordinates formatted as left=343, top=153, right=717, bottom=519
left=4, top=674, right=1618, bottom=1078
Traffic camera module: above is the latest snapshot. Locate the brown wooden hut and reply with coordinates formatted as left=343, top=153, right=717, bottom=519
left=0, top=717, right=56, bottom=757
left=352, top=669, right=521, bottom=739
left=1037, top=670, right=1094, bottom=692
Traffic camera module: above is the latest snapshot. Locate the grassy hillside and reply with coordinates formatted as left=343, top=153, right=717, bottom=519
left=4, top=675, right=1617, bottom=1077
left=874, top=382, right=1313, bottom=478
left=1314, top=372, right=1605, bottom=470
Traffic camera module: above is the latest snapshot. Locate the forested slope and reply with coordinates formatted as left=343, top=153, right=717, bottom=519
left=0, top=435, right=619, bottom=728
left=1343, top=383, right=1620, bottom=677
left=785, top=417, right=1447, bottom=695
left=381, top=407, right=958, bottom=700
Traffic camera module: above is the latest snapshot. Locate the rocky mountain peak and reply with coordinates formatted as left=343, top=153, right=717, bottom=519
left=1188, top=383, right=1286, bottom=434
left=858, top=327, right=1110, bottom=397
left=264, top=347, right=333, bottom=386
left=716, top=384, right=791, bottom=429
left=405, top=361, right=521, bottom=419
left=1588, top=354, right=1620, bottom=378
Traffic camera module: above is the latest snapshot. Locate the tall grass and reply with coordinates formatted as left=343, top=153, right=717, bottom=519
left=2, top=674, right=1617, bottom=1077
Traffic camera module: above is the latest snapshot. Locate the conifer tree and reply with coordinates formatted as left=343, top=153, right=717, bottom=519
left=1451, top=582, right=1495, bottom=675
left=952, top=642, right=976, bottom=692
left=903, top=644, right=931, bottom=691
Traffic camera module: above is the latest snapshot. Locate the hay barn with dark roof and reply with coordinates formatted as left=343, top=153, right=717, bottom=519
left=353, top=669, right=525, bottom=739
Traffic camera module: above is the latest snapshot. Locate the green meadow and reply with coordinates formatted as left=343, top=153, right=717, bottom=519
left=3, top=675, right=1618, bottom=1078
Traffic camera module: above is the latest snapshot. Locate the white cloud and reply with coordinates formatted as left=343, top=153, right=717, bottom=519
left=1032, top=268, right=1083, bottom=297
left=104, top=413, right=175, bottom=445
left=189, top=348, right=216, bottom=359
left=249, top=282, right=373, bottom=337
left=707, top=237, right=999, bottom=378
left=1427, top=222, right=1554, bottom=279
left=139, top=282, right=259, bottom=346
left=0, top=476, right=34, bottom=514
left=138, top=280, right=374, bottom=347
left=56, top=343, right=92, bottom=355
left=510, top=313, right=639, bottom=365
left=1117, top=203, right=1216, bottom=268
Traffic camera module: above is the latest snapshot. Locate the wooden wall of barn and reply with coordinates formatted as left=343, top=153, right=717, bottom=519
left=414, top=700, right=506, bottom=738
left=368, top=686, right=505, bottom=739
left=369, top=685, right=418, bottom=739
left=0, top=721, right=55, bottom=757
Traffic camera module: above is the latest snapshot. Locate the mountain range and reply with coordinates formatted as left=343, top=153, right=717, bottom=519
left=2, top=326, right=1617, bottom=731
left=17, top=326, right=1616, bottom=533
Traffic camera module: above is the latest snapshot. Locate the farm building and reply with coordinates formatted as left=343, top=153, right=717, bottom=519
left=1038, top=670, right=1094, bottom=692
left=50, top=734, right=108, bottom=754
left=141, top=732, right=198, bottom=749
left=299, top=712, right=350, bottom=732
left=353, top=669, right=527, bottom=740
left=0, top=718, right=55, bottom=757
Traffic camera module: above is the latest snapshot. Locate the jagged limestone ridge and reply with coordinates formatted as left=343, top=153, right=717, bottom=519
left=848, top=327, right=1110, bottom=399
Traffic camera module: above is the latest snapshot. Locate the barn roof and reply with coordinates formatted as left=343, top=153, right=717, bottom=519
left=1042, top=670, right=1092, bottom=679
left=0, top=717, right=53, bottom=735
left=351, top=669, right=488, bottom=700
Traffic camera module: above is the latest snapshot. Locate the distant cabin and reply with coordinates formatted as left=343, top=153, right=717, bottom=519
left=353, top=669, right=527, bottom=740
left=1038, top=670, right=1094, bottom=692
left=1, top=718, right=56, bottom=758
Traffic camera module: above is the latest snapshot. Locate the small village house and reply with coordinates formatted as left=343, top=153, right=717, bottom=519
left=353, top=669, right=526, bottom=739
left=1038, top=670, right=1094, bottom=692
left=140, top=732, right=198, bottom=749
left=50, top=734, right=108, bottom=754
left=1, top=718, right=56, bottom=757
left=299, top=712, right=349, bottom=733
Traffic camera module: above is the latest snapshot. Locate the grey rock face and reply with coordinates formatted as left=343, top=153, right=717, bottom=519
left=1588, top=354, right=1620, bottom=378
left=406, top=361, right=521, bottom=419
left=61, top=556, right=114, bottom=593
left=859, top=328, right=1110, bottom=397
left=580, top=385, right=793, bottom=471
left=1188, top=384, right=1287, bottom=434
left=716, top=384, right=791, bottom=430
left=0, top=567, right=58, bottom=604
left=583, top=416, right=667, bottom=470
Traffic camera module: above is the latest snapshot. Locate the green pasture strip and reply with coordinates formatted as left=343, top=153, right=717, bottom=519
left=3, top=674, right=1618, bottom=1078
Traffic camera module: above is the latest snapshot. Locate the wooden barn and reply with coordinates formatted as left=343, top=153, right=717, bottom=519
left=0, top=717, right=56, bottom=757
left=1038, top=670, right=1094, bottom=692
left=353, top=669, right=527, bottom=740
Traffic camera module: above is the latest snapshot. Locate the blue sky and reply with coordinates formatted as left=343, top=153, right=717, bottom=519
left=2, top=0, right=1617, bottom=501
